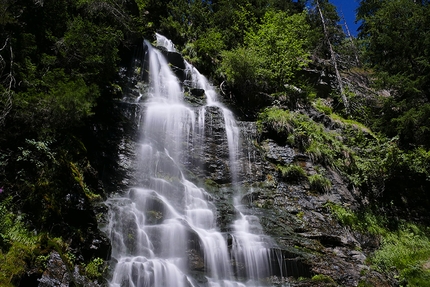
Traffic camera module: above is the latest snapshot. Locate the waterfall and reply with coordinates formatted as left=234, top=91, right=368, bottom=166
left=104, top=34, right=288, bottom=287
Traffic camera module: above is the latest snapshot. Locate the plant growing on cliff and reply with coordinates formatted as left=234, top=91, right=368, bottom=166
left=311, top=274, right=336, bottom=284
left=258, top=107, right=355, bottom=173
left=277, top=164, right=307, bottom=181
left=327, top=203, right=430, bottom=285
left=308, top=174, right=331, bottom=193
left=325, top=202, right=385, bottom=235
left=0, top=242, right=37, bottom=287
left=0, top=197, right=40, bottom=287
left=258, top=105, right=430, bottom=202
left=372, top=225, right=430, bottom=286
left=84, top=257, right=107, bottom=280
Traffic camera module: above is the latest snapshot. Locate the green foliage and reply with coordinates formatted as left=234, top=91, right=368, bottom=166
left=0, top=197, right=40, bottom=286
left=327, top=202, right=430, bottom=285
left=221, top=10, right=312, bottom=95
left=277, top=163, right=332, bottom=192
left=0, top=1, right=122, bottom=248
left=14, top=71, right=99, bottom=136
left=308, top=174, right=331, bottom=193
left=0, top=242, right=35, bottom=287
left=194, top=28, right=226, bottom=58
left=84, top=257, right=106, bottom=279
left=358, top=0, right=430, bottom=78
left=158, top=0, right=212, bottom=46
left=312, top=98, right=333, bottom=115
left=258, top=105, right=430, bottom=199
left=61, top=16, right=123, bottom=84
left=357, top=281, right=373, bottom=287
left=257, top=106, right=295, bottom=134
left=389, top=103, right=430, bottom=148
left=1, top=1, right=430, bottom=285
left=330, top=113, right=375, bottom=138
left=326, top=202, right=360, bottom=228
left=0, top=196, right=39, bottom=246
left=372, top=224, right=430, bottom=286
left=311, top=274, right=335, bottom=284
left=247, top=10, right=312, bottom=86
left=357, top=0, right=430, bottom=149
left=211, top=1, right=260, bottom=50
left=220, top=47, right=263, bottom=94
left=188, top=28, right=226, bottom=74
left=277, top=164, right=307, bottom=180
left=259, top=107, right=355, bottom=172
left=35, top=254, right=50, bottom=269
left=325, top=202, right=386, bottom=235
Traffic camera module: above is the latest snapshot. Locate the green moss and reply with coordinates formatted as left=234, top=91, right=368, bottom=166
left=146, top=210, right=163, bottom=224
left=204, top=179, right=219, bottom=187
left=0, top=242, right=34, bottom=286
left=70, top=162, right=101, bottom=201
left=311, top=274, right=335, bottom=283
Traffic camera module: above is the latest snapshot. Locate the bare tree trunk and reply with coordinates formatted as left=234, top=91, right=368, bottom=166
left=340, top=10, right=361, bottom=67
left=0, top=38, right=14, bottom=126
left=316, top=0, right=349, bottom=113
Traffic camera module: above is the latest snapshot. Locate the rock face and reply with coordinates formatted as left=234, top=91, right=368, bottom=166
left=38, top=251, right=104, bottom=287
left=99, top=44, right=389, bottom=287
left=181, top=78, right=387, bottom=285
left=226, top=124, right=388, bottom=286
left=38, top=252, right=70, bottom=287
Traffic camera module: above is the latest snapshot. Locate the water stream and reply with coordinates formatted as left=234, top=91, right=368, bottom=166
left=105, top=34, right=288, bottom=287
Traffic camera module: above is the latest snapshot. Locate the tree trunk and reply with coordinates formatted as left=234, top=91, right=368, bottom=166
left=316, top=0, right=349, bottom=113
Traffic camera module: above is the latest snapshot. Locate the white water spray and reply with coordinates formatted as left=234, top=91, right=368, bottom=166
left=105, top=34, right=288, bottom=287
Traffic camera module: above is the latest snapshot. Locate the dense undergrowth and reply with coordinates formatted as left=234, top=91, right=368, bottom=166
left=327, top=203, right=430, bottom=286
left=0, top=196, right=107, bottom=286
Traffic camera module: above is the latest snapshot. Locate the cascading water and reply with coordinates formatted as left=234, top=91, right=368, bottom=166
left=104, top=34, right=289, bottom=287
